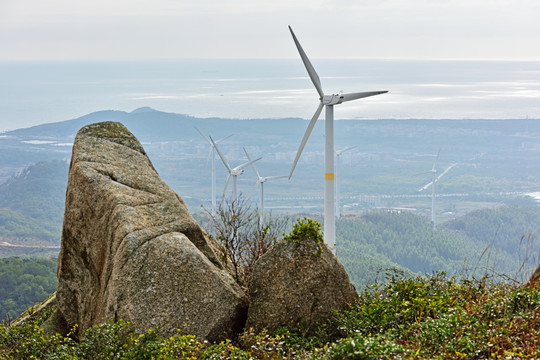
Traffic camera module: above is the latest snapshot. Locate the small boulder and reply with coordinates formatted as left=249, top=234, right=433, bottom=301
left=56, top=121, right=247, bottom=341
left=246, top=218, right=357, bottom=333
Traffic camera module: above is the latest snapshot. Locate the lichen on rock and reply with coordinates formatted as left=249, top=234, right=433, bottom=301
left=54, top=121, right=248, bottom=342
left=246, top=218, right=358, bottom=333
left=77, top=121, right=146, bottom=154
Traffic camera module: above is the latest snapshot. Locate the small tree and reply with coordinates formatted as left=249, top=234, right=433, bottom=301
left=204, top=196, right=287, bottom=287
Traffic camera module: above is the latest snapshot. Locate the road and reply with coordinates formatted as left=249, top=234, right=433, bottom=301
left=0, top=241, right=60, bottom=249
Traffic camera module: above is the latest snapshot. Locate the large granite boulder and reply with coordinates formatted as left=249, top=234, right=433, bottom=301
left=246, top=221, right=358, bottom=333
left=55, top=121, right=247, bottom=341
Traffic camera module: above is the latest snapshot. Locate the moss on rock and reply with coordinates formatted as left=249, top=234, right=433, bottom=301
left=78, top=121, right=146, bottom=154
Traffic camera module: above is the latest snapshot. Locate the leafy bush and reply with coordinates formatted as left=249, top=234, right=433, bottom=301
left=282, top=217, right=324, bottom=257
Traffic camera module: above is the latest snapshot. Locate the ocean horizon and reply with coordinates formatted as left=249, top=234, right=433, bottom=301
left=1, top=59, right=539, bottom=132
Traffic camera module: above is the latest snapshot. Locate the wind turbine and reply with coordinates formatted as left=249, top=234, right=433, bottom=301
left=210, top=136, right=261, bottom=203
left=195, top=127, right=233, bottom=217
left=243, top=148, right=288, bottom=228
left=287, top=25, right=387, bottom=252
left=418, top=150, right=457, bottom=229
left=335, top=146, right=357, bottom=219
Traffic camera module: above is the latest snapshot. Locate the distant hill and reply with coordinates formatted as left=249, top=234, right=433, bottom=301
left=4, top=107, right=540, bottom=203
left=4, top=107, right=307, bottom=143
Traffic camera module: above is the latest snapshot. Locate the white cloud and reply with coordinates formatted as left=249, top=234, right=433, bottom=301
left=1, top=0, right=540, bottom=61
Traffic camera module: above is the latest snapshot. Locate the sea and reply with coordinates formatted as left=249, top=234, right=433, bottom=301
left=1, top=59, right=539, bottom=132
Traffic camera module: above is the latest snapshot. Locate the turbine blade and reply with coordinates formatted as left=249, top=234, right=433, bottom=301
left=205, top=147, right=212, bottom=168
left=243, top=147, right=262, bottom=179
left=209, top=136, right=232, bottom=172
left=195, top=127, right=213, bottom=167
left=222, top=174, right=231, bottom=200
left=289, top=101, right=324, bottom=179
left=288, top=26, right=324, bottom=98
left=265, top=175, right=288, bottom=181
left=216, top=134, right=233, bottom=144
left=246, top=181, right=259, bottom=202
left=336, top=145, right=357, bottom=156
left=194, top=126, right=212, bottom=145
left=235, top=157, right=262, bottom=172
left=340, top=91, right=388, bottom=102
left=432, top=149, right=441, bottom=172
left=419, top=181, right=434, bottom=192
left=435, top=163, right=457, bottom=183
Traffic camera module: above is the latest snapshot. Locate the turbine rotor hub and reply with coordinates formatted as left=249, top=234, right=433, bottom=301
left=322, top=94, right=344, bottom=105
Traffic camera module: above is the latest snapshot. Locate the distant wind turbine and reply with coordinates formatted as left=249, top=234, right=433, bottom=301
left=210, top=136, right=261, bottom=203
left=418, top=150, right=457, bottom=229
left=335, top=146, right=357, bottom=219
left=195, top=127, right=233, bottom=217
left=244, top=148, right=288, bottom=228
left=287, top=25, right=387, bottom=252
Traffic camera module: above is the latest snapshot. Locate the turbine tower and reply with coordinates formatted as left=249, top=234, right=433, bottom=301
left=210, top=136, right=261, bottom=203
left=335, top=146, right=357, bottom=219
left=244, top=148, right=288, bottom=228
left=287, top=26, right=387, bottom=252
left=195, top=127, right=233, bottom=217
left=419, top=150, right=457, bottom=229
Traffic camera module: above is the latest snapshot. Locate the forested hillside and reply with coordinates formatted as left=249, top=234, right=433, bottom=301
left=444, top=205, right=540, bottom=265
left=0, top=160, right=68, bottom=248
left=0, top=258, right=57, bottom=321
left=338, top=205, right=540, bottom=289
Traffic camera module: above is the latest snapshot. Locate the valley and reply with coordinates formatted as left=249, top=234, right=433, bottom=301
left=0, top=108, right=539, bottom=278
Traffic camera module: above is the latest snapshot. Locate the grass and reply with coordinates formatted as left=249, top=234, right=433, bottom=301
left=1, top=271, right=539, bottom=359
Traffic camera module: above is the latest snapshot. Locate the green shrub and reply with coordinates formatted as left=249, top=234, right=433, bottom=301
left=320, top=335, right=413, bottom=360
left=283, top=217, right=324, bottom=257
left=201, top=339, right=255, bottom=360
left=1, top=273, right=539, bottom=359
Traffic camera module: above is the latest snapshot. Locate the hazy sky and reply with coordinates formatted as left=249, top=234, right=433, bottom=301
left=1, top=0, right=540, bottom=61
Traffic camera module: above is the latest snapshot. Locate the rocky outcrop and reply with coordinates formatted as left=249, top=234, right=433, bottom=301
left=246, top=235, right=358, bottom=333
left=55, top=122, right=247, bottom=341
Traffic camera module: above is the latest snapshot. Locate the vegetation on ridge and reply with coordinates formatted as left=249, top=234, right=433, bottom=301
left=1, top=272, right=539, bottom=359
left=283, top=217, right=324, bottom=257
left=338, top=207, right=540, bottom=289
left=0, top=258, right=57, bottom=321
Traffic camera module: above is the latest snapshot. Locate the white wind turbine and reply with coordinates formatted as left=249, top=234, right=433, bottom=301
left=195, top=127, right=233, bottom=217
left=210, top=136, right=261, bottom=203
left=335, top=146, right=357, bottom=219
left=418, top=150, right=457, bottom=229
left=287, top=25, right=387, bottom=252
left=243, top=148, right=288, bottom=228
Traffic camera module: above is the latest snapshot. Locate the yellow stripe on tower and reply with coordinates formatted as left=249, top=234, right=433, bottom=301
left=325, top=173, right=335, bottom=180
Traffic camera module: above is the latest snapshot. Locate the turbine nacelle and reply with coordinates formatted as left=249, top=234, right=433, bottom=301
left=321, top=91, right=388, bottom=106
left=322, top=94, right=345, bottom=105
left=231, top=168, right=246, bottom=176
